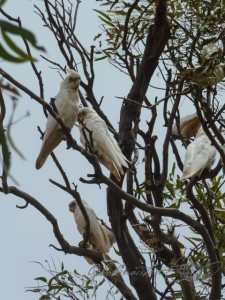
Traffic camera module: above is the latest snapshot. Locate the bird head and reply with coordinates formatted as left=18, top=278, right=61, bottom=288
left=61, top=69, right=81, bottom=90
left=77, top=107, right=95, bottom=123
left=69, top=201, right=77, bottom=212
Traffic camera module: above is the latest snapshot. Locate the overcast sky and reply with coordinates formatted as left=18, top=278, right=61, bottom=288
left=0, top=1, right=201, bottom=299
left=0, top=1, right=134, bottom=299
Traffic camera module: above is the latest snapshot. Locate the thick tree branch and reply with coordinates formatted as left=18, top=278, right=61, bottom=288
left=119, top=0, right=170, bottom=158
left=108, top=1, right=170, bottom=299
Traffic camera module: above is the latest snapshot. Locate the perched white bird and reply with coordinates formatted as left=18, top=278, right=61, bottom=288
left=172, top=112, right=200, bottom=139
left=101, top=225, right=116, bottom=246
left=69, top=200, right=115, bottom=264
left=78, top=107, right=129, bottom=182
left=181, top=127, right=217, bottom=180
left=36, top=70, right=81, bottom=169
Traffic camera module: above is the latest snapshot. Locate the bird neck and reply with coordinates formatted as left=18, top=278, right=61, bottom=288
left=63, top=87, right=78, bottom=92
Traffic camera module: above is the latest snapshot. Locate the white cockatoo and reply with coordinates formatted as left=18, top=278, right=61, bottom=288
left=181, top=127, right=217, bottom=180
left=172, top=112, right=200, bottom=139
left=69, top=200, right=115, bottom=264
left=78, top=107, right=129, bottom=182
left=36, top=70, right=81, bottom=169
left=101, top=225, right=116, bottom=246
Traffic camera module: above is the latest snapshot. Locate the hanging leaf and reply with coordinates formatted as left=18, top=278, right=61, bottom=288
left=0, top=124, right=10, bottom=177
left=0, top=43, right=28, bottom=63
left=93, top=9, right=112, bottom=21
left=0, top=0, right=7, bottom=7
left=6, top=98, right=26, bottom=160
left=95, top=55, right=107, bottom=61
left=34, top=277, right=48, bottom=283
left=0, top=20, right=45, bottom=51
left=2, top=31, right=34, bottom=61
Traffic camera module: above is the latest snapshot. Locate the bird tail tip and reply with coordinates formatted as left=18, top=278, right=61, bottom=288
left=180, top=171, right=196, bottom=181
left=35, top=156, right=45, bottom=170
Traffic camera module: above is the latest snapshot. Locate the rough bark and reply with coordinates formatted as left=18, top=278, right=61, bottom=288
left=108, top=1, right=170, bottom=299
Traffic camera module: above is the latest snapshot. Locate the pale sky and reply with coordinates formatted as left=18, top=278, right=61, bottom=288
left=0, top=1, right=204, bottom=299
left=0, top=1, right=134, bottom=299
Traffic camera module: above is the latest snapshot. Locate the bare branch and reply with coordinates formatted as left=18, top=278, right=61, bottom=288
left=0, top=186, right=103, bottom=261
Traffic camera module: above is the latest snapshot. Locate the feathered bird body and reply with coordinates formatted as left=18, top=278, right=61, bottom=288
left=172, top=112, right=200, bottom=138
left=181, top=127, right=216, bottom=180
left=78, top=107, right=129, bottom=181
left=36, top=70, right=80, bottom=169
left=69, top=200, right=115, bottom=262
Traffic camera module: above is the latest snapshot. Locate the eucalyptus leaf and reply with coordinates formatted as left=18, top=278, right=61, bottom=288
left=0, top=124, right=10, bottom=176
left=2, top=31, right=34, bottom=60
left=0, top=43, right=28, bottom=62
left=0, top=20, right=45, bottom=51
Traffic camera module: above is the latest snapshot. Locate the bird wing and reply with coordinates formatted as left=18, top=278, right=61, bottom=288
left=181, top=115, right=200, bottom=138
left=35, top=114, right=62, bottom=169
left=182, top=142, right=197, bottom=179
left=56, top=89, right=79, bottom=128
left=206, top=144, right=217, bottom=169
left=172, top=113, right=200, bottom=138
left=36, top=90, right=79, bottom=169
left=182, top=136, right=215, bottom=179
left=81, top=114, right=128, bottom=181
left=101, top=225, right=116, bottom=246
left=74, top=202, right=110, bottom=255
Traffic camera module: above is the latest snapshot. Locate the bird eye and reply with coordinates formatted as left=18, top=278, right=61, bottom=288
left=68, top=76, right=74, bottom=82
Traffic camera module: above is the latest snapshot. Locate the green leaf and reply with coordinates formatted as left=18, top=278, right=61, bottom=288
left=39, top=295, right=50, bottom=300
left=48, top=285, right=63, bottom=292
left=210, top=0, right=219, bottom=9
left=169, top=202, right=180, bottom=209
left=0, top=21, right=45, bottom=51
left=171, top=162, right=176, bottom=177
left=0, top=43, right=28, bottom=62
left=93, top=9, right=112, bottom=21
left=7, top=127, right=26, bottom=160
left=93, top=33, right=102, bottom=41
left=2, top=31, right=34, bottom=61
left=26, top=288, right=41, bottom=293
left=96, top=278, right=105, bottom=287
left=95, top=55, right=107, bottom=61
left=215, top=207, right=225, bottom=212
left=166, top=273, right=177, bottom=278
left=0, top=0, right=7, bottom=7
left=0, top=125, right=10, bottom=176
left=98, top=16, right=116, bottom=28
left=57, top=270, right=68, bottom=276
left=109, top=10, right=127, bottom=16
left=102, top=50, right=111, bottom=57
left=113, top=246, right=121, bottom=256
left=34, top=277, right=48, bottom=283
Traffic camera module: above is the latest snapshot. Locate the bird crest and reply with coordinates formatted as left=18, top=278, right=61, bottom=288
left=66, top=69, right=79, bottom=77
